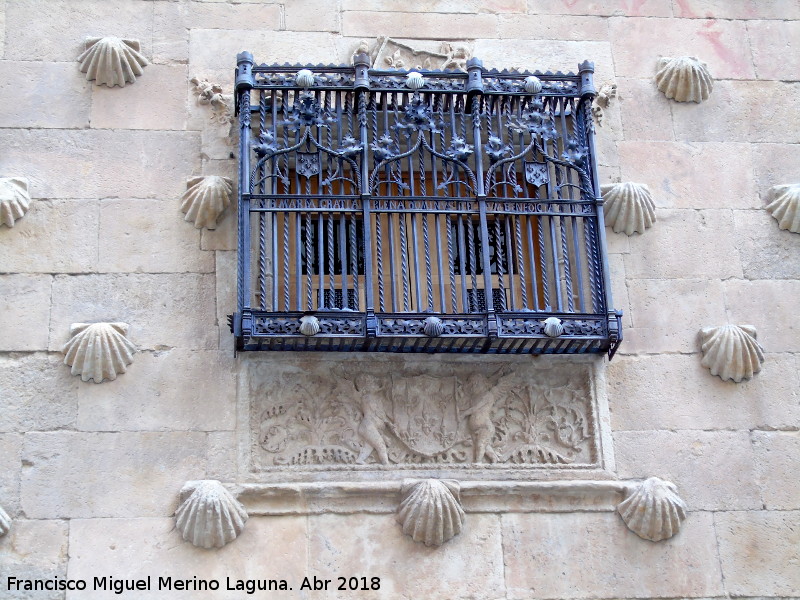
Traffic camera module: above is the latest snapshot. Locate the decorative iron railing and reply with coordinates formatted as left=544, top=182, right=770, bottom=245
left=231, top=52, right=622, bottom=356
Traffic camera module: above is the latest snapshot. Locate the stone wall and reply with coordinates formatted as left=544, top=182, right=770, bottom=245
left=1, top=0, right=799, bottom=598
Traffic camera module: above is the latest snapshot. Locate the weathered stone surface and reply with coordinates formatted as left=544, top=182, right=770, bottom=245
left=0, top=434, right=22, bottom=517
left=90, top=64, right=187, bottom=130
left=0, top=520, right=68, bottom=600
left=99, top=199, right=213, bottom=273
left=207, top=431, right=237, bottom=481
left=21, top=432, right=206, bottom=519
left=0, top=200, right=98, bottom=273
left=0, top=354, right=78, bottom=433
left=396, top=479, right=465, bottom=546
left=624, top=278, right=726, bottom=354
left=716, top=510, right=800, bottom=597
left=308, top=513, right=504, bottom=599
left=342, top=11, right=498, bottom=39
left=0, top=0, right=5, bottom=57
left=498, top=14, right=609, bottom=40
left=615, top=77, right=674, bottom=141
left=734, top=209, right=800, bottom=280
left=753, top=143, right=800, bottom=200
left=618, top=141, right=757, bottom=209
left=607, top=253, right=633, bottom=329
left=0, top=275, right=52, bottom=351
left=49, top=274, right=217, bottom=351
left=200, top=211, right=237, bottom=250
left=68, top=516, right=307, bottom=599
left=287, top=0, right=339, bottom=32
left=609, top=17, right=755, bottom=79
left=674, top=0, right=800, bottom=19
left=0, top=129, right=200, bottom=200
left=343, top=0, right=526, bottom=11
left=215, top=251, right=237, bottom=352
left=748, top=20, right=800, bottom=81
left=0, top=177, right=31, bottom=228
left=607, top=353, right=800, bottom=431
left=753, top=431, right=800, bottom=510
left=617, top=477, right=687, bottom=542
left=175, top=480, right=248, bottom=549
left=0, top=61, right=91, bottom=128
left=724, top=279, right=800, bottom=353
left=525, top=0, right=670, bottom=16
left=503, top=511, right=724, bottom=599
left=4, top=0, right=153, bottom=62
left=623, top=209, right=742, bottom=279
left=76, top=350, right=235, bottom=431
left=614, top=430, right=760, bottom=511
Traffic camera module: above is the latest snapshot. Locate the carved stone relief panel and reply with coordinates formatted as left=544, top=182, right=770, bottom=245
left=241, top=355, right=610, bottom=480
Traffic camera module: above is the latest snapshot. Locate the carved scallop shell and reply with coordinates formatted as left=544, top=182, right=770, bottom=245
left=295, top=69, right=315, bottom=88
left=542, top=316, right=563, bottom=338
left=700, top=324, right=764, bottom=383
left=524, top=75, right=542, bottom=94
left=396, top=479, right=465, bottom=547
left=406, top=71, right=424, bottom=90
left=180, top=176, right=233, bottom=230
left=618, top=477, right=687, bottom=542
left=0, top=504, right=10, bottom=537
left=0, top=177, right=31, bottom=227
left=62, top=322, right=137, bottom=384
left=601, top=182, right=656, bottom=235
left=299, top=315, right=320, bottom=336
left=423, top=316, right=444, bottom=337
left=655, top=56, right=713, bottom=103
left=766, top=184, right=800, bottom=233
left=175, top=480, right=248, bottom=549
left=77, top=37, right=148, bottom=88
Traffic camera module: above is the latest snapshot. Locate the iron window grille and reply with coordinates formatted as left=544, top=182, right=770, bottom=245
left=231, top=52, right=622, bottom=356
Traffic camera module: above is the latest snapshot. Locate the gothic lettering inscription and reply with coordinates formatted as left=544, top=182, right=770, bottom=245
left=249, top=360, right=599, bottom=471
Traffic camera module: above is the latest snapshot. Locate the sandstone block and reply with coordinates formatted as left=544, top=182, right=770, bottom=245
left=0, top=354, right=78, bottom=433
left=618, top=141, right=757, bottom=209
left=342, top=11, right=498, bottom=39
left=607, top=253, right=632, bottom=329
left=674, top=0, right=800, bottom=19
left=615, top=77, right=674, bottom=141
left=0, top=199, right=99, bottom=273
left=734, top=209, right=800, bottom=280
left=0, top=275, right=52, bottom=351
left=0, top=129, right=200, bottom=200
left=0, top=520, right=68, bottom=600
left=624, top=278, right=726, bottom=354
left=67, top=517, right=307, bottom=600
left=308, top=513, right=504, bottom=599
left=215, top=251, right=237, bottom=352
left=90, top=64, right=188, bottom=131
left=525, top=0, right=671, bottom=16
left=3, top=0, right=153, bottom=62
left=614, top=430, right=760, bottom=511
left=623, top=210, right=743, bottom=279
left=753, top=143, right=800, bottom=200
left=753, top=431, right=800, bottom=510
left=723, top=279, right=800, bottom=352
left=207, top=431, right=237, bottom=481
left=503, top=511, right=723, bottom=599
left=0, top=0, right=5, bottom=57
left=499, top=14, right=609, bottom=40
left=21, top=432, right=206, bottom=519
left=98, top=199, right=214, bottom=273
left=76, top=350, right=235, bottom=432
left=342, top=0, right=526, bottom=11
left=748, top=20, right=800, bottom=81
left=201, top=212, right=237, bottom=251
left=0, top=434, right=22, bottom=517
left=287, top=0, right=339, bottom=32
left=0, top=61, right=91, bottom=128
left=716, top=510, right=800, bottom=597
left=49, top=274, right=218, bottom=351
left=609, top=17, right=754, bottom=79
left=607, top=353, right=800, bottom=432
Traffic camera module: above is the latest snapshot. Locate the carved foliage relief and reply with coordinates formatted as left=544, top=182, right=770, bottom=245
left=249, top=361, right=598, bottom=471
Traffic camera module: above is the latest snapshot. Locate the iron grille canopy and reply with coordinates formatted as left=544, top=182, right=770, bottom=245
left=231, top=52, right=622, bottom=357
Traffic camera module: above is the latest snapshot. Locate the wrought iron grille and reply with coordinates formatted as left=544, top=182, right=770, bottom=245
left=231, top=52, right=622, bottom=356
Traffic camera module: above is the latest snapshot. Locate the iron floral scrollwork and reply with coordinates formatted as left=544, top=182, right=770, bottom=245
left=393, top=97, right=444, bottom=136
left=484, top=136, right=512, bottom=164
left=283, top=91, right=333, bottom=131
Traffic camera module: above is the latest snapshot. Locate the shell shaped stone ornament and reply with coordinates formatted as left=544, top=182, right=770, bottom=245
left=175, top=480, right=248, bottom=549
left=396, top=479, right=465, bottom=547
left=0, top=504, right=10, bottom=537
left=601, top=182, right=656, bottom=235
left=180, top=176, right=233, bottom=230
left=406, top=71, right=425, bottom=90
left=766, top=184, right=800, bottom=233
left=524, top=75, right=542, bottom=94
left=0, top=177, right=31, bottom=227
left=655, top=56, right=713, bottom=103
left=423, top=316, right=444, bottom=338
left=299, top=315, right=321, bottom=336
left=62, top=322, right=137, bottom=384
left=77, top=37, right=148, bottom=87
left=700, top=324, right=765, bottom=383
left=542, top=317, right=564, bottom=338
left=295, top=69, right=315, bottom=88
left=618, top=477, right=687, bottom=542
